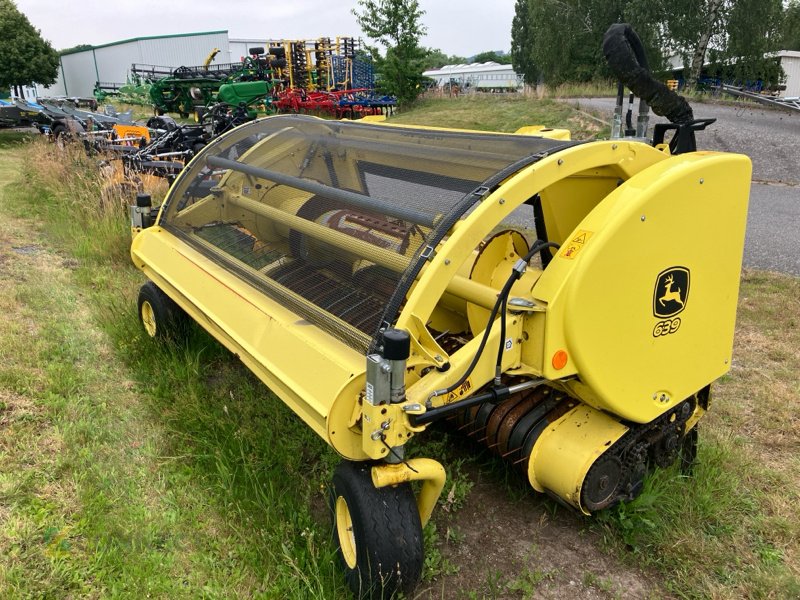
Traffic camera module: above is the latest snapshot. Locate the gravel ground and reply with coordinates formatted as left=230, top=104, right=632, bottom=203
left=569, top=97, right=800, bottom=185
left=563, top=98, right=800, bottom=276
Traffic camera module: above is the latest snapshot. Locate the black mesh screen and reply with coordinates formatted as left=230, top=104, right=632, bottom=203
left=161, top=114, right=576, bottom=353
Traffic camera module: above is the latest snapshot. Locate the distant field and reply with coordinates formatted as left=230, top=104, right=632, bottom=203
left=0, top=98, right=797, bottom=599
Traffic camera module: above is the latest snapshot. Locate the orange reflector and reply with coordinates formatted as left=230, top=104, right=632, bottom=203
left=552, top=350, right=568, bottom=370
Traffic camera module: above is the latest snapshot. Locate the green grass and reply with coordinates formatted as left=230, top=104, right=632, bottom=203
left=594, top=270, right=800, bottom=598
left=390, top=94, right=608, bottom=139
left=0, top=135, right=348, bottom=597
left=1, top=94, right=798, bottom=599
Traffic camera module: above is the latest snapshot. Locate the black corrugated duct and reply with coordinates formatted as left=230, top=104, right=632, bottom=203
left=602, top=23, right=694, bottom=125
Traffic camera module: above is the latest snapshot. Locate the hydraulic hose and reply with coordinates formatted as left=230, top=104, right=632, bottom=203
left=494, top=241, right=560, bottom=383
left=427, top=265, right=516, bottom=403
left=427, top=240, right=559, bottom=404
left=602, top=23, right=693, bottom=125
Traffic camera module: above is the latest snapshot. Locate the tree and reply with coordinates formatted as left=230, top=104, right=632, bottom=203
left=782, top=0, right=800, bottom=51
left=661, top=0, right=729, bottom=85
left=471, top=51, right=512, bottom=64
left=658, top=0, right=783, bottom=86
left=511, top=0, right=667, bottom=86
left=511, top=0, right=539, bottom=84
left=60, top=44, right=92, bottom=55
left=352, top=0, right=428, bottom=105
left=723, top=0, right=784, bottom=85
left=511, top=0, right=784, bottom=88
left=420, top=48, right=467, bottom=71
left=0, top=0, right=59, bottom=95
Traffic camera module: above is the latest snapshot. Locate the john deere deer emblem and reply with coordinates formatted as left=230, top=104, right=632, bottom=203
left=653, top=267, right=689, bottom=318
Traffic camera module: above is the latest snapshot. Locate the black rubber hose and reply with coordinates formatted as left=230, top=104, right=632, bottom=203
left=429, top=268, right=516, bottom=402
left=602, top=23, right=693, bottom=125
left=429, top=240, right=560, bottom=403
left=494, top=241, right=560, bottom=379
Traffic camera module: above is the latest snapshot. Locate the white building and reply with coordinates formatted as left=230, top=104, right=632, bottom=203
left=666, top=50, right=800, bottom=98
left=777, top=51, right=800, bottom=97
left=423, top=62, right=523, bottom=91
left=37, top=30, right=231, bottom=98
left=229, top=39, right=270, bottom=63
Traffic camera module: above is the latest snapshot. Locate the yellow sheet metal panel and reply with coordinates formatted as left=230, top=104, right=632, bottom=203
left=513, top=125, right=571, bottom=140
left=534, top=151, right=751, bottom=423
left=131, top=228, right=364, bottom=440
left=528, top=404, right=629, bottom=513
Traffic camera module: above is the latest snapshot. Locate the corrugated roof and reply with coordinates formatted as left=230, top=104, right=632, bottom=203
left=423, top=62, right=518, bottom=77
left=61, top=31, right=229, bottom=55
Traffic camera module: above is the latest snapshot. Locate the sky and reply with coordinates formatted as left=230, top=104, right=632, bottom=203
left=14, top=0, right=517, bottom=58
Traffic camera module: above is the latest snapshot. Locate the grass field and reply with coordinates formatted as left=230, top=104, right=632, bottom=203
left=0, top=95, right=798, bottom=598
left=389, top=94, right=608, bottom=139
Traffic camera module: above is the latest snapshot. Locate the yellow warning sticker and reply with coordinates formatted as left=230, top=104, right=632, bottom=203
left=560, top=229, right=594, bottom=260
left=445, top=378, right=473, bottom=403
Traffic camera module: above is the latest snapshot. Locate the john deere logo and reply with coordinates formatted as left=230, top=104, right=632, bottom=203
left=653, top=267, right=689, bottom=318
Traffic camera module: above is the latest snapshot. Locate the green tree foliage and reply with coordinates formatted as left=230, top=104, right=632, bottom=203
left=352, top=0, right=428, bottom=105
left=511, top=0, right=668, bottom=86
left=60, top=44, right=92, bottom=55
left=0, top=0, right=59, bottom=92
left=471, top=51, right=512, bottom=64
left=661, top=0, right=784, bottom=85
left=511, top=0, right=538, bottom=84
left=783, top=0, right=800, bottom=50
left=722, top=0, right=784, bottom=84
left=511, top=0, right=785, bottom=87
left=661, top=0, right=727, bottom=84
left=421, top=48, right=467, bottom=71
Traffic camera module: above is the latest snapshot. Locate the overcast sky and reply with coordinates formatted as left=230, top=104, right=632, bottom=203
left=14, top=0, right=516, bottom=58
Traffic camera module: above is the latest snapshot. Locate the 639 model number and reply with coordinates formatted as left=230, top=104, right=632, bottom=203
left=653, top=317, right=681, bottom=337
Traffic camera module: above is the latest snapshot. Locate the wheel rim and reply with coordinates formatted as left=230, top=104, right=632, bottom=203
left=141, top=300, right=157, bottom=337
left=335, top=495, right=357, bottom=569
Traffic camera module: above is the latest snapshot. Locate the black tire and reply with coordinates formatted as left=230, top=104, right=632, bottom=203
left=137, top=281, right=188, bottom=341
left=331, top=461, right=423, bottom=599
left=52, top=124, right=69, bottom=147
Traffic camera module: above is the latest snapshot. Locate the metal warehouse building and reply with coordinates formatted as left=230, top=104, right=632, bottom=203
left=38, top=31, right=232, bottom=98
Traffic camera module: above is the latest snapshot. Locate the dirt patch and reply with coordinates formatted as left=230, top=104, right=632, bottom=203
left=418, top=462, right=662, bottom=599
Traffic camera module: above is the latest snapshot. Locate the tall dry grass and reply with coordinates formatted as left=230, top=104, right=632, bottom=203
left=21, top=137, right=168, bottom=265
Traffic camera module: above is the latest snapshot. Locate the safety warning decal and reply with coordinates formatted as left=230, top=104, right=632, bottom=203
left=559, top=230, right=594, bottom=260
left=445, top=378, right=473, bottom=403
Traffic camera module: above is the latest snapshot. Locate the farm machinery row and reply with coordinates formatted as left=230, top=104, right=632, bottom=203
left=0, top=97, right=131, bottom=135
left=13, top=97, right=211, bottom=201
left=101, top=37, right=395, bottom=122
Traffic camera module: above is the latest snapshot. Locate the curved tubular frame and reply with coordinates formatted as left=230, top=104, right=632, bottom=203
left=400, top=140, right=667, bottom=406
